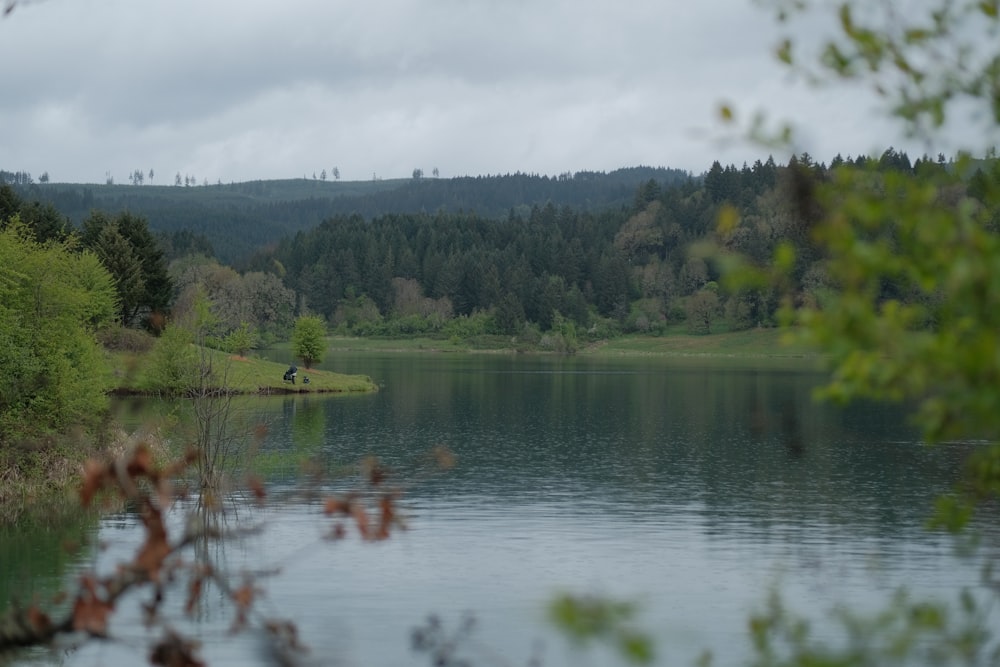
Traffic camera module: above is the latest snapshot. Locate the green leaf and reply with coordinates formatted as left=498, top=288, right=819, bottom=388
left=776, top=38, right=793, bottom=65
left=618, top=632, right=654, bottom=665
left=774, top=241, right=796, bottom=273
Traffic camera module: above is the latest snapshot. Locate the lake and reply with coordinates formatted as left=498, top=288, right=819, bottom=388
left=3, top=352, right=996, bottom=666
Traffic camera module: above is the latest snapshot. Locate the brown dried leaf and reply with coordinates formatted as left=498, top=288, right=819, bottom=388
left=375, top=494, right=396, bottom=540
left=185, top=578, right=203, bottom=616
left=27, top=606, right=52, bottom=633
left=150, top=630, right=205, bottom=667
left=229, top=582, right=256, bottom=633
left=232, top=583, right=255, bottom=610
left=361, top=456, right=388, bottom=486
left=126, top=442, right=154, bottom=479
left=323, top=496, right=351, bottom=516
left=80, top=459, right=111, bottom=506
left=351, top=502, right=371, bottom=540
left=71, top=576, right=112, bottom=637
left=247, top=475, right=266, bottom=502
left=135, top=506, right=170, bottom=581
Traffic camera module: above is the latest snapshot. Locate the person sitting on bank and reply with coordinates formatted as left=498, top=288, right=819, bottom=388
left=283, top=365, right=298, bottom=384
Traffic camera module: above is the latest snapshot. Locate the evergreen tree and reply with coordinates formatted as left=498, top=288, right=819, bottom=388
left=81, top=210, right=173, bottom=328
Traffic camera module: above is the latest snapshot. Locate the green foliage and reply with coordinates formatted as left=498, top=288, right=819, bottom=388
left=143, top=322, right=199, bottom=394
left=292, top=315, right=327, bottom=369
left=786, top=164, right=1000, bottom=445
left=170, top=256, right=295, bottom=343
left=769, top=0, right=1000, bottom=141
left=549, top=594, right=654, bottom=665
left=685, top=289, right=721, bottom=335
left=0, top=220, right=116, bottom=437
left=332, top=294, right=383, bottom=333
left=223, top=321, right=257, bottom=358
left=725, top=288, right=775, bottom=331
left=546, top=311, right=580, bottom=354
left=747, top=588, right=994, bottom=667
left=81, top=210, right=172, bottom=328
left=0, top=184, right=70, bottom=242
left=440, top=311, right=496, bottom=340
left=711, top=0, right=1000, bottom=531
left=626, top=298, right=667, bottom=335
left=96, top=325, right=157, bottom=353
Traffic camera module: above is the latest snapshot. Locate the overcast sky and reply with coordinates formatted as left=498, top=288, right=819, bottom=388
left=0, top=0, right=972, bottom=184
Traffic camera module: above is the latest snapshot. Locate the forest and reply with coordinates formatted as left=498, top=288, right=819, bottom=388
left=5, top=151, right=998, bottom=356
left=259, top=151, right=1000, bottom=347
left=9, top=166, right=688, bottom=264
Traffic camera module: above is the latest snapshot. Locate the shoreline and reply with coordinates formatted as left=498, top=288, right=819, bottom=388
left=314, top=328, right=819, bottom=359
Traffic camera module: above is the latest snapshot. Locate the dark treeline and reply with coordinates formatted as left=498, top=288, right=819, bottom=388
left=11, top=167, right=689, bottom=264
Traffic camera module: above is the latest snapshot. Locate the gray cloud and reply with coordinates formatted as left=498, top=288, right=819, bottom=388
left=0, top=0, right=965, bottom=184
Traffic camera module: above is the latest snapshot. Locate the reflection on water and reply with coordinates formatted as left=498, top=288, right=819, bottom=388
left=6, top=353, right=996, bottom=666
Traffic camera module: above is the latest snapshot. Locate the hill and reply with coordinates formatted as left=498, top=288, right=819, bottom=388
left=12, top=167, right=691, bottom=263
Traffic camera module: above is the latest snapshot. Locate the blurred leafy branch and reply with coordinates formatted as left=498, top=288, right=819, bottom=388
left=712, top=1, right=1000, bottom=665
left=720, top=0, right=1000, bottom=529
left=559, top=1, right=1000, bottom=665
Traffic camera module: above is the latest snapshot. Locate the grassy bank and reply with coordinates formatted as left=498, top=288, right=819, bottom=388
left=106, top=330, right=815, bottom=394
left=313, top=327, right=818, bottom=358
left=585, top=328, right=816, bottom=357
left=108, top=347, right=378, bottom=395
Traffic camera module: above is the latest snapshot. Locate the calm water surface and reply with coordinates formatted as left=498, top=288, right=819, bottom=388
left=4, top=353, right=995, bottom=666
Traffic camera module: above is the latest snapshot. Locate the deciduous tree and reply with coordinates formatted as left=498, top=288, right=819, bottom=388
left=0, top=219, right=117, bottom=438
left=291, top=315, right=327, bottom=369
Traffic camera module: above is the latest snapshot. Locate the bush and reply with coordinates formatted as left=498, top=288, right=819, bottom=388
left=625, top=299, right=667, bottom=335
left=97, top=326, right=156, bottom=353
left=224, top=322, right=258, bottom=357
left=441, top=311, right=496, bottom=339
left=582, top=317, right=622, bottom=342
left=685, top=290, right=720, bottom=335
left=143, top=324, right=199, bottom=394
